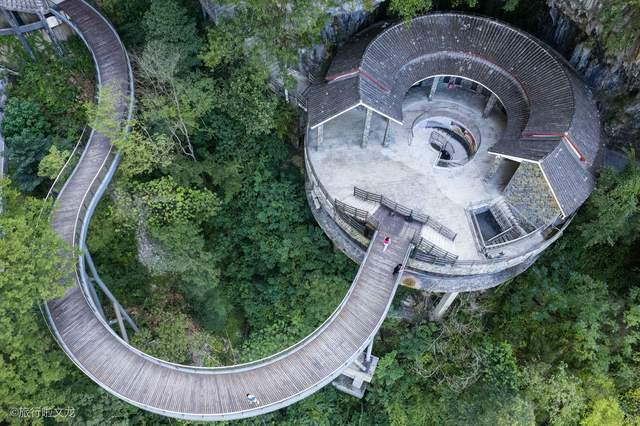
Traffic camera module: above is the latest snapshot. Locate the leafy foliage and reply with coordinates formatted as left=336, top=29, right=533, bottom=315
left=142, top=0, right=202, bottom=71
left=0, top=180, right=74, bottom=422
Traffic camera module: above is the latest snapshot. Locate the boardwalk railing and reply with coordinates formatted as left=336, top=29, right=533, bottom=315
left=410, top=233, right=458, bottom=265
left=40, top=126, right=89, bottom=215
left=353, top=186, right=457, bottom=241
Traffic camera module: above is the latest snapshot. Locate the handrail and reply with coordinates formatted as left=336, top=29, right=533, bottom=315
left=41, top=126, right=88, bottom=204
left=411, top=235, right=458, bottom=265
left=353, top=186, right=457, bottom=241
left=485, top=225, right=515, bottom=245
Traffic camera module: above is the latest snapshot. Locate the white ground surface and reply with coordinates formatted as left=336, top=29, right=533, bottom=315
left=308, top=85, right=508, bottom=260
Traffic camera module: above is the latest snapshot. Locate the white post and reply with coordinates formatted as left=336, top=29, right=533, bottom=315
left=382, top=118, right=390, bottom=147
left=37, top=11, right=64, bottom=56
left=365, top=339, right=374, bottom=363
left=428, top=76, right=440, bottom=101
left=430, top=292, right=459, bottom=321
left=316, top=124, right=323, bottom=151
left=483, top=93, right=497, bottom=118
left=353, top=359, right=368, bottom=372
left=362, top=108, right=373, bottom=148
left=87, top=279, right=106, bottom=321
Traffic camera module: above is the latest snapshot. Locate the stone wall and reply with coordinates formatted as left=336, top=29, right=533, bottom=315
left=504, top=162, right=560, bottom=227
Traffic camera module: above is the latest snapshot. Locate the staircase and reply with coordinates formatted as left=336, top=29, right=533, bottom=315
left=483, top=199, right=528, bottom=247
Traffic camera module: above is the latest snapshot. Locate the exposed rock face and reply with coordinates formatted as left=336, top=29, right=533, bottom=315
left=298, top=1, right=385, bottom=79
left=544, top=0, right=640, bottom=151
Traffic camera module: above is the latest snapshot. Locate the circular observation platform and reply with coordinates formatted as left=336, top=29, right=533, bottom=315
left=304, top=13, right=602, bottom=291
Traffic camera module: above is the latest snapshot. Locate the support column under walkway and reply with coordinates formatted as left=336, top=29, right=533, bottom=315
left=332, top=338, right=379, bottom=398
left=316, top=124, right=323, bottom=151
left=430, top=292, right=459, bottom=321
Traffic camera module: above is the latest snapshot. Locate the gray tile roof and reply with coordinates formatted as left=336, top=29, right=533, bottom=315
left=490, top=137, right=561, bottom=162
left=306, top=12, right=602, bottom=218
left=326, top=21, right=391, bottom=79
left=540, top=141, right=595, bottom=217
left=306, top=76, right=360, bottom=127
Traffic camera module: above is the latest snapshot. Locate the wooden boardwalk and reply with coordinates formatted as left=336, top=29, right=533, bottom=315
left=39, top=0, right=418, bottom=420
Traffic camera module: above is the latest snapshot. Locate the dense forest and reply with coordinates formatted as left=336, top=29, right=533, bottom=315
left=1, top=0, right=640, bottom=424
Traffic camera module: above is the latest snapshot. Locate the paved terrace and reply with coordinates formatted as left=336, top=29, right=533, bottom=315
left=308, top=84, right=507, bottom=260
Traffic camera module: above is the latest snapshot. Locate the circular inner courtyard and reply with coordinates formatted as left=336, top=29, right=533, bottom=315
left=307, top=78, right=517, bottom=261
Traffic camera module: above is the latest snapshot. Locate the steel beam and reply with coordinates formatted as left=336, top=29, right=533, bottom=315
left=37, top=11, right=64, bottom=56
left=113, top=300, right=129, bottom=342
left=84, top=250, right=139, bottom=332
left=382, top=118, right=390, bottom=147
left=2, top=9, right=34, bottom=59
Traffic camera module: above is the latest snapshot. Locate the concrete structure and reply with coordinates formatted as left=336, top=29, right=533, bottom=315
left=0, top=3, right=602, bottom=421
left=0, top=1, right=419, bottom=419
left=304, top=13, right=602, bottom=312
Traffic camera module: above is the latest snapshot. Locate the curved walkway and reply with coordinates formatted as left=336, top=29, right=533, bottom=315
left=4, top=0, right=417, bottom=420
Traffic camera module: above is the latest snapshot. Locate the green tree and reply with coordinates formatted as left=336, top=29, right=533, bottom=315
left=523, top=363, right=587, bottom=426
left=582, top=398, right=625, bottom=426
left=0, top=179, right=74, bottom=422
left=579, top=163, right=640, bottom=247
left=2, top=97, right=49, bottom=138
left=142, top=0, right=202, bottom=71
left=38, top=145, right=70, bottom=180
left=388, top=0, right=481, bottom=20
left=204, top=0, right=336, bottom=73
left=2, top=98, right=52, bottom=192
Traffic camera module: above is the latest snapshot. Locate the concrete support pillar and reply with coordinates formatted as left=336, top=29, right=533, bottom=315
left=428, top=76, right=440, bottom=101
left=361, top=108, right=372, bottom=148
left=37, top=11, right=64, bottom=56
left=353, top=359, right=367, bottom=372
left=483, top=93, right=498, bottom=118
left=430, top=292, right=459, bottom=321
left=2, top=10, right=35, bottom=60
left=382, top=118, right=390, bottom=147
left=316, top=124, right=323, bottom=151
left=365, top=339, right=374, bottom=363
left=332, top=349, right=379, bottom=398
